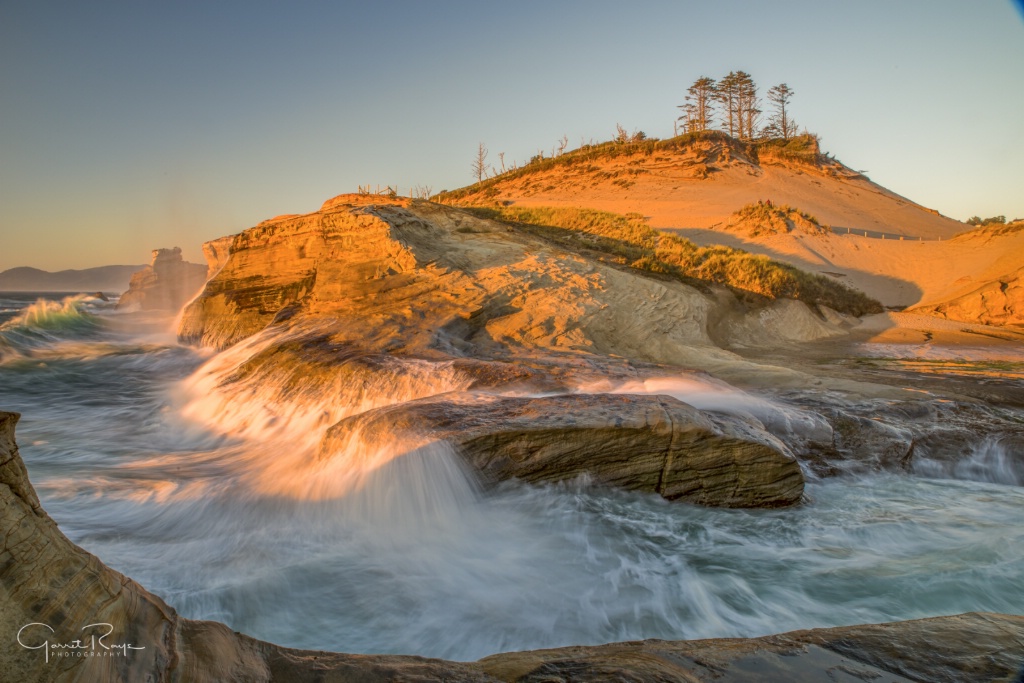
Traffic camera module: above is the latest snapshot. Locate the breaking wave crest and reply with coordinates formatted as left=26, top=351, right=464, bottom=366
left=0, top=294, right=111, bottom=360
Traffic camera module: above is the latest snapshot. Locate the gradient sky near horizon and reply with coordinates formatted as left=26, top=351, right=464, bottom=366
left=2, top=1, right=1023, bottom=271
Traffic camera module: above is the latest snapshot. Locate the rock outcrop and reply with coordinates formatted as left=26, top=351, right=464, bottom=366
left=913, top=266, right=1024, bottom=327
left=3, top=412, right=1022, bottom=682
left=117, top=247, right=208, bottom=312
left=475, top=612, right=1024, bottom=682
left=178, top=194, right=842, bottom=358
left=174, top=194, right=1022, bottom=502
left=201, top=235, right=235, bottom=279
left=322, top=392, right=805, bottom=507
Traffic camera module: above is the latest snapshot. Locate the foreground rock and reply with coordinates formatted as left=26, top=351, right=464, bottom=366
left=477, top=612, right=1024, bottom=682
left=117, top=247, right=208, bottom=312
left=3, top=411, right=1022, bottom=682
left=322, top=392, right=805, bottom=507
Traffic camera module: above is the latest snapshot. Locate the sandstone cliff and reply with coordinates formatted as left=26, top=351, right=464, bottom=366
left=178, top=195, right=844, bottom=356
left=912, top=266, right=1024, bottom=327
left=201, top=235, right=235, bottom=278
left=117, top=247, right=208, bottom=312
left=3, top=412, right=1022, bottom=682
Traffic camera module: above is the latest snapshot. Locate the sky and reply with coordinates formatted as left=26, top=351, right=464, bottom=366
left=1, top=1, right=1022, bottom=271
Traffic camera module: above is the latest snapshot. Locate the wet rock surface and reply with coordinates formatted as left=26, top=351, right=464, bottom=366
left=322, top=392, right=805, bottom=508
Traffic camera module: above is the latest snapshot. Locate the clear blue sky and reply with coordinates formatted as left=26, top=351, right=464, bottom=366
left=2, top=1, right=1022, bottom=271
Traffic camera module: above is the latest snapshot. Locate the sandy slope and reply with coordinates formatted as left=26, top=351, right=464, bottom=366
left=451, top=137, right=1022, bottom=318
left=456, top=138, right=963, bottom=239
left=675, top=224, right=1024, bottom=309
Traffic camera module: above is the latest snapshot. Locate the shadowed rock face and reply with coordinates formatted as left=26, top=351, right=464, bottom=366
left=3, top=411, right=1023, bottom=682
left=117, top=247, right=209, bottom=312
left=322, top=392, right=805, bottom=507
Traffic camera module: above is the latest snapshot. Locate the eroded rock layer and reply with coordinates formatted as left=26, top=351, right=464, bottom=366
left=322, top=392, right=804, bottom=507
left=178, top=195, right=847, bottom=357
left=914, top=266, right=1024, bottom=327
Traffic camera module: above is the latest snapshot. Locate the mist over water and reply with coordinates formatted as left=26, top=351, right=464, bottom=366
left=3, top=294, right=1023, bottom=661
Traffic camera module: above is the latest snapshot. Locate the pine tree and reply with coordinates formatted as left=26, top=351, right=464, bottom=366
left=767, top=83, right=797, bottom=140
left=716, top=71, right=740, bottom=137
left=734, top=71, right=760, bottom=140
left=678, top=76, right=717, bottom=133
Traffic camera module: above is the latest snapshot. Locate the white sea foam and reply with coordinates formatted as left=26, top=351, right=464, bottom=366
left=575, top=375, right=833, bottom=448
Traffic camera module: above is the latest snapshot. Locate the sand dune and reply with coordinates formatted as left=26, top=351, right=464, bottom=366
left=448, top=134, right=1022, bottom=321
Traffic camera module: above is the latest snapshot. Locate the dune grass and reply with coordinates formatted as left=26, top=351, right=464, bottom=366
left=753, top=134, right=821, bottom=164
left=465, top=205, right=882, bottom=317
left=730, top=202, right=828, bottom=237
left=436, top=131, right=827, bottom=203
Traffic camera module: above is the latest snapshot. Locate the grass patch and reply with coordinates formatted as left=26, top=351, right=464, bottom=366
left=436, top=131, right=743, bottom=203
left=753, top=134, right=821, bottom=164
left=730, top=202, right=828, bottom=237
left=463, top=205, right=882, bottom=316
left=953, top=219, right=1024, bottom=240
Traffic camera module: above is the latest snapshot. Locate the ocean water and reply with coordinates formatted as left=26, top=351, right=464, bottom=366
left=2, top=292, right=1022, bottom=661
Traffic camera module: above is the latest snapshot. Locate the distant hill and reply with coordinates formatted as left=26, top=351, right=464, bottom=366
left=0, top=265, right=145, bottom=293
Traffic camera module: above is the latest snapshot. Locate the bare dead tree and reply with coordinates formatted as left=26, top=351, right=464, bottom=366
left=557, top=134, right=569, bottom=156
left=498, top=152, right=506, bottom=174
left=472, top=143, right=489, bottom=183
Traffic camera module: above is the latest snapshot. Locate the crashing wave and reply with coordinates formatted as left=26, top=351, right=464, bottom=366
left=0, top=294, right=110, bottom=360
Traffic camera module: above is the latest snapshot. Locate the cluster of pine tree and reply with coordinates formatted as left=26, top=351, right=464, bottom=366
left=679, top=72, right=797, bottom=141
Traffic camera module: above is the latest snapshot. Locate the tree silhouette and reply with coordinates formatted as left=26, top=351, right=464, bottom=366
left=767, top=83, right=797, bottom=140
left=679, top=76, right=717, bottom=133
left=735, top=71, right=760, bottom=140
left=472, top=143, right=489, bottom=183
left=716, top=71, right=740, bottom=137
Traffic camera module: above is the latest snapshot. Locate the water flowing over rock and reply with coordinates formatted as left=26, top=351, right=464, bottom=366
left=3, top=411, right=1022, bottom=682
left=322, top=392, right=805, bottom=507
left=117, top=246, right=209, bottom=312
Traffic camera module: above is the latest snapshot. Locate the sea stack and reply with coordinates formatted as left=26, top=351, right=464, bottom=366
left=117, top=247, right=208, bottom=312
